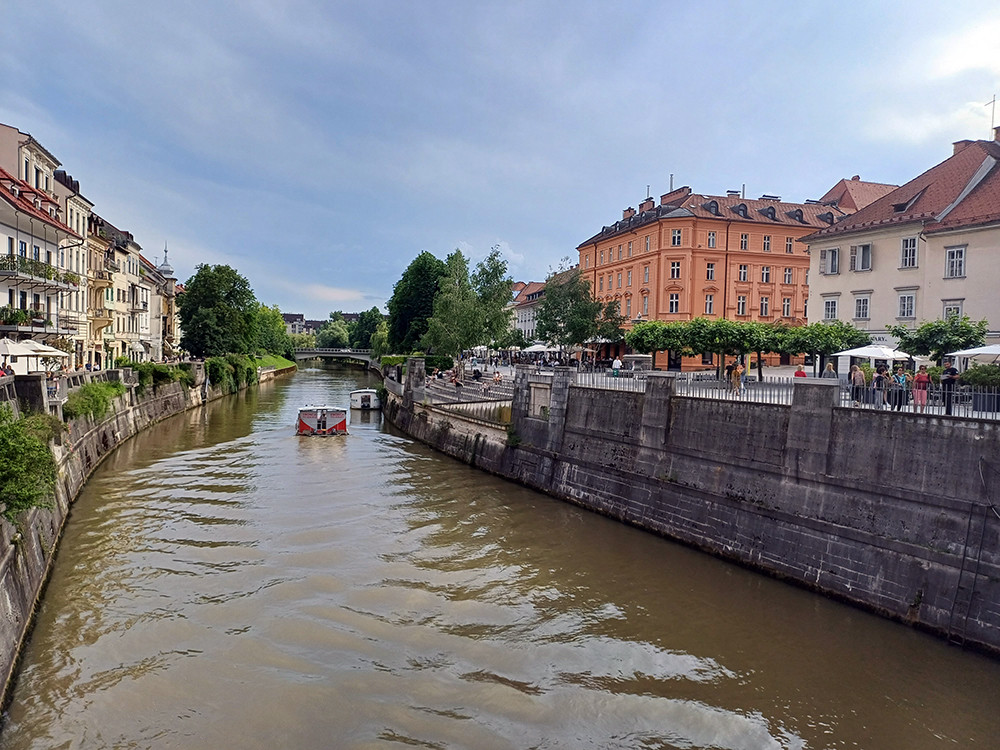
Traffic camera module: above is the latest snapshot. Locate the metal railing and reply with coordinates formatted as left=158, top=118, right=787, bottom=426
left=675, top=376, right=798, bottom=406
left=573, top=370, right=649, bottom=393
left=436, top=399, right=513, bottom=426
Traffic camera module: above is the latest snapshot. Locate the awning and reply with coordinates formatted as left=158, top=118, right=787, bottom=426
left=131, top=342, right=145, bottom=353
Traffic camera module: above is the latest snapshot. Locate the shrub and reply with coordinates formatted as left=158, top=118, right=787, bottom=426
left=63, top=381, right=127, bottom=420
left=425, top=355, right=454, bottom=372
left=206, top=356, right=235, bottom=392
left=0, top=404, right=56, bottom=521
left=958, top=364, right=1000, bottom=387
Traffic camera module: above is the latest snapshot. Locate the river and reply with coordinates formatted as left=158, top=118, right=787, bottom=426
left=1, top=367, right=997, bottom=749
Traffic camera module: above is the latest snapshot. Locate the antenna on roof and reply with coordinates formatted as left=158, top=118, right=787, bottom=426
left=646, top=184, right=651, bottom=199
left=987, top=95, right=996, bottom=135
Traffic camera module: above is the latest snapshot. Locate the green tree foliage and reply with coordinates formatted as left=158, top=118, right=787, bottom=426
left=421, top=247, right=513, bottom=356
left=387, top=252, right=447, bottom=353
left=178, top=264, right=258, bottom=358
left=887, top=315, right=988, bottom=362
left=369, top=320, right=390, bottom=359
left=290, top=332, right=316, bottom=349
left=351, top=307, right=385, bottom=350
left=535, top=262, right=612, bottom=349
left=0, top=405, right=56, bottom=522
left=493, top=326, right=529, bottom=351
left=316, top=318, right=351, bottom=348
left=254, top=303, right=294, bottom=359
left=783, top=321, right=871, bottom=360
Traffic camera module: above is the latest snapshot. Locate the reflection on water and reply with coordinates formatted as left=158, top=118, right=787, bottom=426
left=1, top=367, right=999, bottom=749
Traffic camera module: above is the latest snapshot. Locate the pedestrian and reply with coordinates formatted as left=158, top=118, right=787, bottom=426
left=912, top=364, right=931, bottom=413
left=731, top=362, right=744, bottom=395
left=890, top=366, right=911, bottom=411
left=941, top=358, right=960, bottom=415
left=794, top=364, right=807, bottom=378
left=612, top=357, right=622, bottom=377
left=849, top=365, right=866, bottom=406
left=872, top=366, right=889, bottom=409
left=821, top=363, right=838, bottom=379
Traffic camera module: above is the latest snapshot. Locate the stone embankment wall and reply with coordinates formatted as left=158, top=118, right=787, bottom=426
left=0, top=364, right=295, bottom=701
left=386, top=360, right=1000, bottom=655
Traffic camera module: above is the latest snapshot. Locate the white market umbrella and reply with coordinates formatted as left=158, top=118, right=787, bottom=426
left=947, top=344, right=1000, bottom=358
left=22, top=341, right=69, bottom=357
left=0, top=338, right=35, bottom=357
left=833, top=344, right=911, bottom=360
left=523, top=344, right=549, bottom=352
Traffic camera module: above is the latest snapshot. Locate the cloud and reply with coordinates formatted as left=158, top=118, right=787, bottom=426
left=926, top=16, right=1000, bottom=79
left=863, top=100, right=994, bottom=145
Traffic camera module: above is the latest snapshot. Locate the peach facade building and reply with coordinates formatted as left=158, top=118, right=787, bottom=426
left=577, top=187, right=840, bottom=369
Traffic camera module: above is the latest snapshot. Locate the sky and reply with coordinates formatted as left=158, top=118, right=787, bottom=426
left=2, top=1, right=999, bottom=319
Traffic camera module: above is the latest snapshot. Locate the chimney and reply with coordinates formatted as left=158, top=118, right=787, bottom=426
left=851, top=175, right=860, bottom=181
left=623, top=207, right=636, bottom=220
left=953, top=139, right=974, bottom=155
left=639, top=197, right=655, bottom=212
left=726, top=190, right=741, bottom=198
left=994, top=125, right=1000, bottom=143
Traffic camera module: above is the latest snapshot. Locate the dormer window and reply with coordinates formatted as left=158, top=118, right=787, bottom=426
left=817, top=212, right=835, bottom=225
left=785, top=208, right=805, bottom=223
left=758, top=205, right=777, bottom=220
left=730, top=203, right=748, bottom=218
left=701, top=200, right=721, bottom=216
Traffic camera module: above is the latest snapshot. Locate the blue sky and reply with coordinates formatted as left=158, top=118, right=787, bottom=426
left=2, top=1, right=999, bottom=318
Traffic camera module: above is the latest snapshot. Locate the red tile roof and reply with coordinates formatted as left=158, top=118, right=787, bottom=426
left=805, top=139, right=1000, bottom=241
left=0, top=166, right=80, bottom=238
left=819, top=177, right=898, bottom=212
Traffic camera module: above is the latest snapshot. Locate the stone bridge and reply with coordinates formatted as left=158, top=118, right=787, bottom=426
left=293, top=348, right=374, bottom=364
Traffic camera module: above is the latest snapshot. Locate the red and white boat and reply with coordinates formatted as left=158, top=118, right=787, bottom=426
left=296, top=405, right=348, bottom=436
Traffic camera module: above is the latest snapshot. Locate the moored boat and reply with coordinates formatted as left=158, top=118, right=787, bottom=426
left=296, top=405, right=348, bottom=435
left=349, top=388, right=380, bottom=410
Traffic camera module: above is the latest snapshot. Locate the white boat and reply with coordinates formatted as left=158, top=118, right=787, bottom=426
left=349, top=388, right=380, bottom=410
left=296, top=405, right=348, bottom=436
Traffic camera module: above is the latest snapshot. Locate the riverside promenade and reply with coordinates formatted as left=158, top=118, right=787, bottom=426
left=385, top=358, right=1000, bottom=655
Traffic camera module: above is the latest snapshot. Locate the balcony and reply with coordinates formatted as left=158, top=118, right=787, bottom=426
left=88, top=306, right=114, bottom=324
left=0, top=255, right=78, bottom=290
left=129, top=300, right=149, bottom=312
left=104, top=258, right=121, bottom=273
left=89, top=268, right=114, bottom=289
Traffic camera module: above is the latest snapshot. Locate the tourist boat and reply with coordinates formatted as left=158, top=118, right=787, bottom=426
left=349, top=388, right=380, bottom=410
left=295, top=405, right=348, bottom=436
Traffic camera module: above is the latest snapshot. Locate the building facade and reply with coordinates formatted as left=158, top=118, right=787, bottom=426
left=577, top=187, right=840, bottom=369
left=804, top=131, right=1000, bottom=347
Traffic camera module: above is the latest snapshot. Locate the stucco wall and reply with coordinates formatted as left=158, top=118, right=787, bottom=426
left=387, top=361, right=1000, bottom=655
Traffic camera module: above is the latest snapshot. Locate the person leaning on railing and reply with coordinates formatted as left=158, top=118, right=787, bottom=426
left=849, top=365, right=866, bottom=406
left=941, top=359, right=960, bottom=416
left=912, top=365, right=931, bottom=413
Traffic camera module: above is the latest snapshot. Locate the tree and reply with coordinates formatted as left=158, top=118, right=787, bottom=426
left=254, top=304, right=293, bottom=358
left=887, top=315, right=988, bottom=362
left=422, top=247, right=513, bottom=356
left=178, top=264, right=258, bottom=358
left=387, top=252, right=447, bottom=353
left=290, top=332, right=316, bottom=349
left=370, top=320, right=389, bottom=360
left=351, top=307, right=384, bottom=350
left=783, top=321, right=870, bottom=372
left=316, top=319, right=350, bottom=348
left=493, top=326, right=529, bottom=351
left=535, top=262, right=606, bottom=349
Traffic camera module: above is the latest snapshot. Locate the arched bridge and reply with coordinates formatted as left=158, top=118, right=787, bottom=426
left=293, top=348, right=374, bottom=363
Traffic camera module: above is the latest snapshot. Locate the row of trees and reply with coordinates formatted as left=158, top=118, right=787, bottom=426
left=178, top=264, right=294, bottom=360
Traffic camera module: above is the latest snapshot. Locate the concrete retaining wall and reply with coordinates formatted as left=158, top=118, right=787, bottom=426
left=0, top=364, right=295, bottom=702
left=386, top=360, right=1000, bottom=655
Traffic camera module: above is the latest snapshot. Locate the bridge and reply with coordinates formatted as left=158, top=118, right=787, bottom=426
left=293, top=348, right=375, bottom=364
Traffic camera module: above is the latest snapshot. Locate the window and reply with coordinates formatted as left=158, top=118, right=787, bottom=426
left=898, top=293, right=915, bottom=318
left=642, top=295, right=648, bottom=316
left=628, top=241, right=633, bottom=257
left=854, top=296, right=870, bottom=320
left=617, top=273, right=622, bottom=288
left=850, top=243, right=872, bottom=271
left=824, top=299, right=838, bottom=320
left=669, top=293, right=679, bottom=313
left=737, top=295, right=747, bottom=316
left=786, top=237, right=794, bottom=253
left=585, top=256, right=590, bottom=268
left=782, top=297, right=791, bottom=317
left=626, top=298, right=631, bottom=316
left=18, top=241, right=26, bottom=257
left=600, top=250, right=604, bottom=264
left=671, top=229, right=682, bottom=246
left=643, top=265, right=649, bottom=284
left=670, top=261, right=681, bottom=279
left=804, top=298, right=808, bottom=318
left=708, top=231, right=716, bottom=248
left=627, top=270, right=632, bottom=286
left=645, top=235, right=650, bottom=252
left=607, top=274, right=612, bottom=289
left=761, top=266, right=771, bottom=283
left=763, top=235, right=771, bottom=252
left=784, top=267, right=793, bottom=284
left=943, top=300, right=963, bottom=318
left=945, top=245, right=965, bottom=278
left=738, top=264, right=748, bottom=282
left=740, top=233, right=748, bottom=250
left=599, top=277, right=603, bottom=291
left=706, top=262, right=715, bottom=281
left=759, top=296, right=770, bottom=316
left=900, top=237, right=917, bottom=268
left=821, top=247, right=840, bottom=274
left=705, top=294, right=714, bottom=314
left=618, top=245, right=623, bottom=260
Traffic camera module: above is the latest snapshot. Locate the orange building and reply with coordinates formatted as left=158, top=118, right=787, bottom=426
left=577, top=186, right=842, bottom=370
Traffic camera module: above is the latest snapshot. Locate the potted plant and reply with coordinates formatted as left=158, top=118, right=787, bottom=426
left=961, top=364, right=1000, bottom=412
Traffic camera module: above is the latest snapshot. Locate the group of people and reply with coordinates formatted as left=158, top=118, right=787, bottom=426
left=849, top=360, right=960, bottom=414
left=1, top=361, right=13, bottom=377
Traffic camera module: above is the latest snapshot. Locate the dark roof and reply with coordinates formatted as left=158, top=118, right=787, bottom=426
left=577, top=188, right=843, bottom=247
left=804, top=139, right=1000, bottom=241
left=0, top=166, right=79, bottom=238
